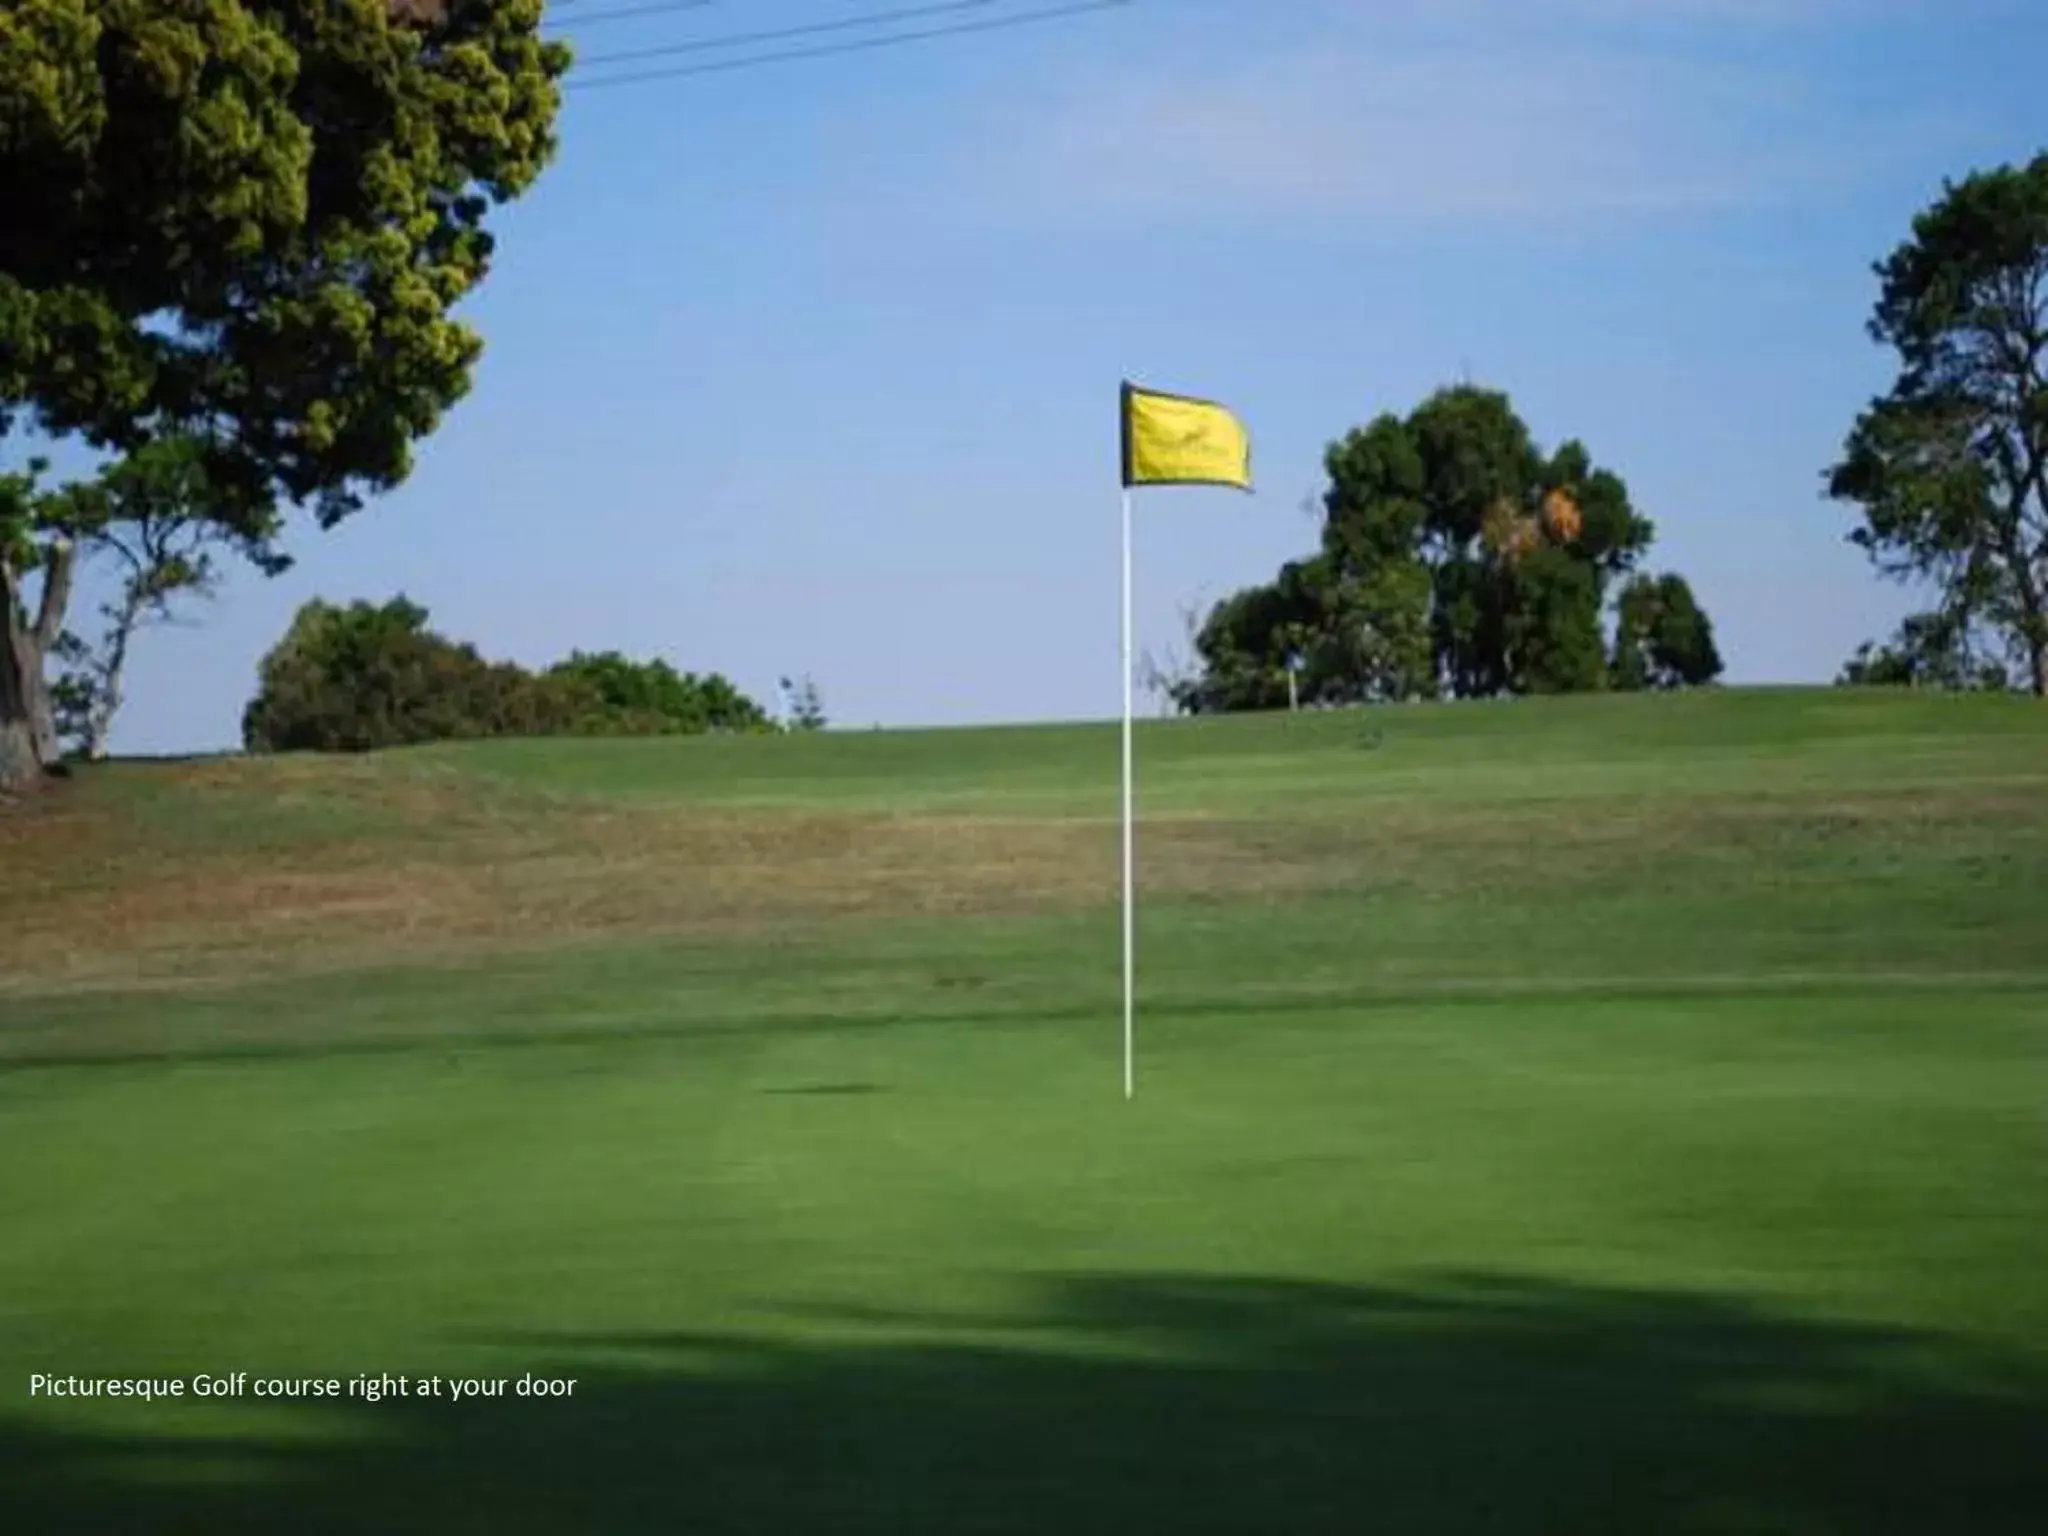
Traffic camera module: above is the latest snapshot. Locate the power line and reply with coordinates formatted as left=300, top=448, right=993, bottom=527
left=569, top=0, right=1009, bottom=60
left=566, top=0, right=1131, bottom=91
left=546, top=0, right=717, bottom=33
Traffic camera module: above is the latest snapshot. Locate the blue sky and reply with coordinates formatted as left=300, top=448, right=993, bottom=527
left=90, top=0, right=2048, bottom=751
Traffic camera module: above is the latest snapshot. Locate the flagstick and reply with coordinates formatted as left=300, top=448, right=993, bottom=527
left=1121, top=486, right=1136, bottom=1102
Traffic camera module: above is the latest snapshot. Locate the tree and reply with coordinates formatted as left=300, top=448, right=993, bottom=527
left=241, top=598, right=773, bottom=752
left=241, top=596, right=507, bottom=752
left=780, top=675, right=827, bottom=731
left=1171, top=560, right=1328, bottom=714
left=46, top=438, right=283, bottom=760
left=549, top=651, right=771, bottom=735
left=1, top=461, right=71, bottom=783
left=1175, top=386, right=1690, bottom=712
left=1137, top=596, right=1208, bottom=717
left=1315, top=417, right=1440, bottom=702
left=1, top=0, right=570, bottom=786
left=1505, top=545, right=1608, bottom=695
left=1827, top=152, right=2048, bottom=697
left=1836, top=610, right=2011, bottom=691
left=1611, top=573, right=1724, bottom=691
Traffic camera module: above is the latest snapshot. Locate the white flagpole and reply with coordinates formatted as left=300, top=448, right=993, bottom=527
left=1121, top=485, right=1136, bottom=1101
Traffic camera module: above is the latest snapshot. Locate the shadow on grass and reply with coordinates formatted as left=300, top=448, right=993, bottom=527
left=760, top=1081, right=891, bottom=1097
left=7, top=1273, right=2046, bottom=1532
left=13, top=971, right=2044, bottom=1076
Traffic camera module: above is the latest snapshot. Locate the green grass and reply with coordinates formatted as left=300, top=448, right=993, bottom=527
left=2, top=688, right=2046, bottom=1532
left=435, top=685, right=2048, bottom=811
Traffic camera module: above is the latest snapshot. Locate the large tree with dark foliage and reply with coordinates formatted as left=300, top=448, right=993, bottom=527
left=1173, top=386, right=1718, bottom=712
left=239, top=595, right=538, bottom=752
left=1829, top=152, right=2048, bottom=697
left=1, top=0, right=569, bottom=787
left=1611, top=573, right=1723, bottom=691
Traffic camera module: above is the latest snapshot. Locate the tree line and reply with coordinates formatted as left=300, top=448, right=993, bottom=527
left=1, top=0, right=2043, bottom=792
left=1159, top=386, right=1723, bottom=713
left=239, top=596, right=803, bottom=754
left=1165, top=153, right=2048, bottom=713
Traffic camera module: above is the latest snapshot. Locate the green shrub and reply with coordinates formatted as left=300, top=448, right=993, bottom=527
left=242, top=599, right=772, bottom=752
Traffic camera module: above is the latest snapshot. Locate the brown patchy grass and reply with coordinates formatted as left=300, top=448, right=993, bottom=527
left=3, top=758, right=2037, bottom=998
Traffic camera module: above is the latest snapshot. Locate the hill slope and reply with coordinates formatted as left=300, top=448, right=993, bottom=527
left=4, top=687, right=2043, bottom=1011
left=2, top=688, right=2045, bottom=1531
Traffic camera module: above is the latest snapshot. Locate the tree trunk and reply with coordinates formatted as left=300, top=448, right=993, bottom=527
left=0, top=712, right=35, bottom=789
left=30, top=660, right=59, bottom=764
left=2017, top=576, right=2048, bottom=698
left=1, top=567, right=45, bottom=790
left=0, top=540, right=77, bottom=791
left=85, top=690, right=115, bottom=762
left=85, top=592, right=144, bottom=762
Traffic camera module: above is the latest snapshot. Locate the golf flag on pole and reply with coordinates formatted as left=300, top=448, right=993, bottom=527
left=1121, top=381, right=1254, bottom=491
left=1118, top=380, right=1252, bottom=1102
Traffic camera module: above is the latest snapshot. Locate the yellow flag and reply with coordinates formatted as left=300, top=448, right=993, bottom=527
left=1121, top=381, right=1252, bottom=490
